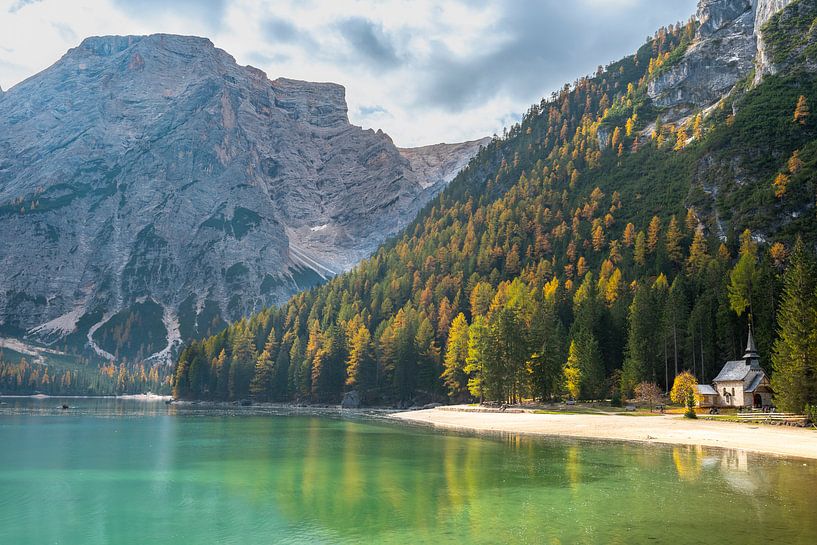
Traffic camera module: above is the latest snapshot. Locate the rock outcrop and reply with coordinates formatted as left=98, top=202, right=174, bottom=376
left=648, top=0, right=798, bottom=120
left=398, top=138, right=490, bottom=191
left=0, top=34, right=484, bottom=362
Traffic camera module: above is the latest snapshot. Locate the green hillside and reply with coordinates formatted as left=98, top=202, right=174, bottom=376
left=173, top=4, right=817, bottom=412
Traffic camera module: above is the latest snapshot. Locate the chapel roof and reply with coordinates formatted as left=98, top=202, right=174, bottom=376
left=696, top=384, right=718, bottom=396
left=713, top=360, right=752, bottom=382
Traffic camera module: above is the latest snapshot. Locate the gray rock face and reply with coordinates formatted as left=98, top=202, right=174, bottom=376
left=754, top=0, right=797, bottom=81
left=699, top=0, right=754, bottom=36
left=755, top=0, right=796, bottom=28
left=648, top=0, right=797, bottom=121
left=649, top=1, right=756, bottom=120
left=0, top=34, right=484, bottom=362
left=398, top=139, right=491, bottom=191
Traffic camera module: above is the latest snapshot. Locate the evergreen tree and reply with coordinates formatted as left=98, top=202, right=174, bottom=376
left=686, top=228, right=710, bottom=277
left=573, top=326, right=605, bottom=400
left=528, top=281, right=566, bottom=401
left=794, top=95, right=810, bottom=125
left=665, top=215, right=683, bottom=265
left=465, top=316, right=490, bottom=402
left=250, top=347, right=275, bottom=400
left=415, top=316, right=442, bottom=396
left=647, top=216, right=661, bottom=255
left=728, top=230, right=759, bottom=319
left=346, top=325, right=377, bottom=403
left=563, top=340, right=581, bottom=400
left=665, top=276, right=689, bottom=381
left=634, top=231, right=647, bottom=267
left=228, top=325, right=256, bottom=400
left=441, top=313, right=470, bottom=400
left=771, top=239, right=817, bottom=412
left=250, top=329, right=278, bottom=400
left=622, top=283, right=657, bottom=395
left=652, top=274, right=670, bottom=390
left=310, top=325, right=346, bottom=403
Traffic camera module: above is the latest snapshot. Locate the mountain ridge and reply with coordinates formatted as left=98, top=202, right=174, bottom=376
left=0, top=33, right=486, bottom=364
left=170, top=0, right=817, bottom=408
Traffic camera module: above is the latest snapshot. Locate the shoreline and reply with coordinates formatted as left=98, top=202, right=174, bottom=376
left=0, top=393, right=171, bottom=400
left=392, top=405, right=817, bottom=460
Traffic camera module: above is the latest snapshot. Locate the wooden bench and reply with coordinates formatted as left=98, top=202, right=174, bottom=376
left=736, top=412, right=808, bottom=426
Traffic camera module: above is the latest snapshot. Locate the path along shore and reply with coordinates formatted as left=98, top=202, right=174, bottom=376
left=392, top=405, right=817, bottom=460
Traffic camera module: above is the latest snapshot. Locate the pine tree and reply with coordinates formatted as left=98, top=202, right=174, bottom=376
left=563, top=340, right=582, bottom=400
left=250, top=329, right=279, bottom=400
left=686, top=228, right=709, bottom=276
left=611, top=126, right=622, bottom=150
left=665, top=276, right=689, bottom=381
left=465, top=316, right=490, bottom=402
left=794, top=95, right=810, bottom=125
left=647, top=216, right=661, bottom=254
left=415, top=316, right=442, bottom=395
left=470, top=282, right=494, bottom=318
left=228, top=325, right=256, bottom=400
left=685, top=208, right=698, bottom=233
left=773, top=172, right=790, bottom=198
left=574, top=327, right=605, bottom=400
left=665, top=215, right=683, bottom=265
left=622, top=283, right=655, bottom=395
left=528, top=292, right=566, bottom=401
left=441, top=313, right=470, bottom=400
left=652, top=274, right=670, bottom=390
left=634, top=231, right=647, bottom=266
left=728, top=230, right=759, bottom=319
left=592, top=224, right=606, bottom=252
left=213, top=348, right=228, bottom=400
left=346, top=325, right=377, bottom=403
left=311, top=325, right=346, bottom=403
left=623, top=223, right=636, bottom=247
left=771, top=239, right=817, bottom=412
left=250, top=347, right=275, bottom=400
left=692, top=113, right=703, bottom=140
left=674, top=127, right=688, bottom=150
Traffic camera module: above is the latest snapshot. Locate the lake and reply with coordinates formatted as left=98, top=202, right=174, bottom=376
left=1, top=397, right=816, bottom=544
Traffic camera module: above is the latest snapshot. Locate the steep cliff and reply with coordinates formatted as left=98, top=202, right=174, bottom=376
left=0, top=34, right=484, bottom=362
left=648, top=0, right=800, bottom=120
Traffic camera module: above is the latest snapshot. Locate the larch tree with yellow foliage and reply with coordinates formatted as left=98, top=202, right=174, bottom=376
left=794, top=95, right=810, bottom=125
left=647, top=216, right=661, bottom=254
left=670, top=371, right=698, bottom=418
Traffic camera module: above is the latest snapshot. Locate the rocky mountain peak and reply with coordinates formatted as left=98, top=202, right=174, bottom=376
left=647, top=0, right=797, bottom=122
left=697, top=0, right=753, bottom=37
left=76, top=34, right=217, bottom=59
left=0, top=34, right=485, bottom=364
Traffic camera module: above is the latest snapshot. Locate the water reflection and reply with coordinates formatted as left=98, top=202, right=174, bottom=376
left=1, top=398, right=816, bottom=544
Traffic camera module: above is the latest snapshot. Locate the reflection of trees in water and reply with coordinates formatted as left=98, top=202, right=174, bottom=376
left=672, top=445, right=704, bottom=481
left=170, top=419, right=817, bottom=543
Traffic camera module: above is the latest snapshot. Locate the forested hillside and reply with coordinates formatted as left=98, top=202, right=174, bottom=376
left=173, top=2, right=817, bottom=413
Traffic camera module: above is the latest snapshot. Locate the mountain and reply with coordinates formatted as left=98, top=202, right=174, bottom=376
left=0, top=34, right=486, bottom=365
left=172, top=0, right=817, bottom=408
left=648, top=0, right=797, bottom=122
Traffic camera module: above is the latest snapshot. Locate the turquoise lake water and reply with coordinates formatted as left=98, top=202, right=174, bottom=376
left=1, top=397, right=816, bottom=544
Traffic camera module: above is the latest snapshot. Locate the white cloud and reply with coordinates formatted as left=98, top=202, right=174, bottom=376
left=0, top=0, right=698, bottom=146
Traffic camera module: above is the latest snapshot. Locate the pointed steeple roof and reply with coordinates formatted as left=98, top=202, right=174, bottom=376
left=743, top=325, right=760, bottom=366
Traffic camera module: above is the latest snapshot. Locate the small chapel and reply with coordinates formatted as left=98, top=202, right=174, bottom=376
left=695, top=327, right=773, bottom=409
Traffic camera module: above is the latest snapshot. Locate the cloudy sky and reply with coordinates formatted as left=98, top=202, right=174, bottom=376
left=0, top=0, right=697, bottom=146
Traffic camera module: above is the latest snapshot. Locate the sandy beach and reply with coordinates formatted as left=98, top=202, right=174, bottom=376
left=393, top=406, right=817, bottom=460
